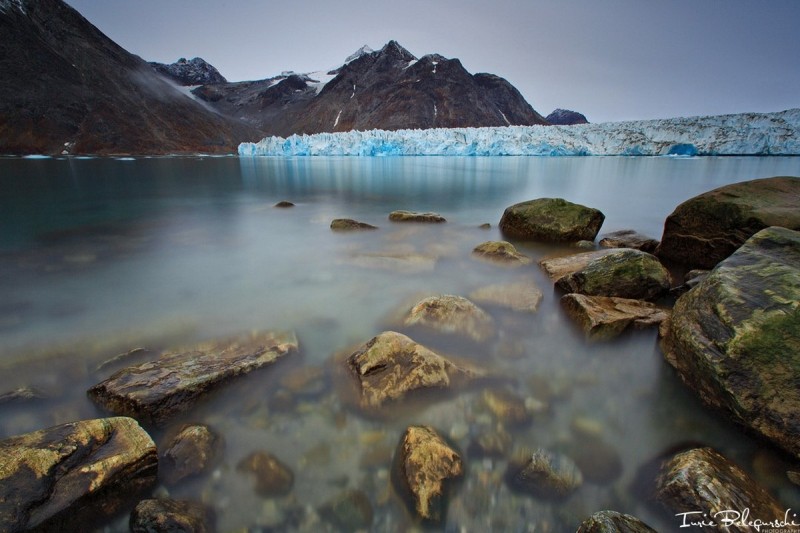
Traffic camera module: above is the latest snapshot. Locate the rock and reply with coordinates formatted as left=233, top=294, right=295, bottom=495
left=574, top=240, right=595, bottom=249
left=660, top=227, right=800, bottom=459
left=539, top=249, right=618, bottom=281
left=403, top=294, right=496, bottom=342
left=388, top=210, right=446, bottom=223
left=87, top=331, right=297, bottom=425
left=788, top=471, right=800, bottom=486
left=468, top=428, right=512, bottom=458
left=499, top=198, right=605, bottom=242
left=561, top=294, right=669, bottom=340
left=481, top=388, right=534, bottom=426
left=0, top=386, right=46, bottom=405
left=555, top=249, right=671, bottom=301
left=346, top=331, right=484, bottom=410
left=655, top=447, right=784, bottom=531
left=330, top=218, right=378, bottom=231
left=319, top=489, right=373, bottom=531
left=546, top=108, right=589, bottom=125
left=598, top=229, right=659, bottom=253
left=150, top=56, right=228, bottom=85
left=130, top=499, right=215, bottom=533
left=472, top=240, right=532, bottom=265
left=468, top=281, right=543, bottom=313
left=0, top=417, right=157, bottom=532
left=345, top=251, right=437, bottom=273
left=395, top=425, right=463, bottom=522
left=274, top=201, right=295, bottom=208
left=237, top=451, right=294, bottom=497
left=479, top=223, right=491, bottom=230
left=576, top=510, right=657, bottom=533
left=670, top=269, right=711, bottom=297
left=161, top=424, right=221, bottom=485
left=505, top=448, right=583, bottom=500
left=563, top=437, right=623, bottom=485
left=655, top=176, right=800, bottom=269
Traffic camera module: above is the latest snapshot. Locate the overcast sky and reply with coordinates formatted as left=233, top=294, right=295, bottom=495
left=67, top=0, right=800, bottom=123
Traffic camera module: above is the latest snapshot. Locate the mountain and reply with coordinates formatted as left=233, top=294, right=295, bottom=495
left=0, top=0, right=260, bottom=155
left=240, top=108, right=800, bottom=156
left=190, top=41, right=548, bottom=137
left=150, top=57, right=228, bottom=85
left=546, top=109, right=588, bottom=125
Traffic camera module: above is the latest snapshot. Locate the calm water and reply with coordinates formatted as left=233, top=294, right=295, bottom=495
left=1, top=155, right=798, bottom=531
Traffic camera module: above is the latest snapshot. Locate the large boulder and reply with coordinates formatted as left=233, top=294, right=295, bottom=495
left=87, top=331, right=297, bottom=425
left=655, top=176, right=800, bottom=269
left=394, top=425, right=463, bottom=523
left=555, top=249, right=671, bottom=301
left=0, top=417, right=157, bottom=532
left=403, top=295, right=496, bottom=342
left=655, top=447, right=784, bottom=532
left=576, top=511, right=657, bottom=533
left=499, top=198, right=605, bottom=242
left=660, top=227, right=800, bottom=459
left=346, top=331, right=484, bottom=410
left=561, top=294, right=669, bottom=340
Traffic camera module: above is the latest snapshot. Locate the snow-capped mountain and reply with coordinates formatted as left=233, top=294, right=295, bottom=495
left=150, top=57, right=227, bottom=85
left=239, top=108, right=800, bottom=156
left=190, top=40, right=548, bottom=137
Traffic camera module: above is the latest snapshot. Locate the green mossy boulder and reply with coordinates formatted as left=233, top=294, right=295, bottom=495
left=499, top=198, right=605, bottom=242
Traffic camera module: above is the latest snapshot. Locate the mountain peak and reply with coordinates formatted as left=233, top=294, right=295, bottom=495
left=344, top=44, right=374, bottom=64
left=379, top=40, right=416, bottom=61
left=150, top=57, right=227, bottom=86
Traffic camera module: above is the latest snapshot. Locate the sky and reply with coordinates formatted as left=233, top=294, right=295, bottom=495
left=67, top=0, right=800, bottom=124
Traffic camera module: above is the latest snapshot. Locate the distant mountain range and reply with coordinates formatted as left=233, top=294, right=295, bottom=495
left=1, top=0, right=583, bottom=154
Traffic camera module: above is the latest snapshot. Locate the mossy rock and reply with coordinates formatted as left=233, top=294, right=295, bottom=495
left=655, top=176, right=800, bottom=269
left=499, top=198, right=605, bottom=242
left=661, top=227, right=800, bottom=459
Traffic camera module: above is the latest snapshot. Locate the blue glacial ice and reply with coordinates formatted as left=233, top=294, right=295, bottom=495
left=239, top=108, right=800, bottom=157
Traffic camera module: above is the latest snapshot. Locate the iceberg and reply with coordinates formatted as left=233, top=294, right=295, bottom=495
left=239, top=108, right=800, bottom=157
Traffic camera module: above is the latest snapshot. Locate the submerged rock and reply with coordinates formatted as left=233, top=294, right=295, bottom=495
left=469, top=281, right=543, bottom=313
left=346, top=331, right=484, bottom=410
left=472, top=240, right=532, bottom=265
left=555, top=248, right=671, bottom=301
left=395, top=425, right=463, bottom=523
left=655, top=176, right=800, bottom=269
left=481, top=388, right=537, bottom=426
left=468, top=428, right=513, bottom=458
left=561, top=293, right=669, bottom=340
left=598, top=229, right=659, bottom=253
left=319, top=489, right=373, bottom=531
left=130, top=499, right=215, bottom=533
left=388, top=210, right=446, bottom=223
left=330, top=218, right=378, bottom=231
left=655, top=447, right=783, bottom=531
left=274, top=200, right=295, bottom=208
left=0, top=386, right=46, bottom=405
left=0, top=417, right=157, bottom=532
left=563, top=436, right=623, bottom=485
left=87, top=331, right=297, bottom=425
left=161, top=424, right=221, bottom=485
left=576, top=510, right=657, bottom=533
left=499, top=198, right=605, bottom=242
left=345, top=251, right=438, bottom=273
left=661, top=227, right=800, bottom=459
left=403, top=294, right=496, bottom=342
left=505, top=448, right=583, bottom=500
left=539, top=249, right=618, bottom=281
left=237, top=451, right=294, bottom=497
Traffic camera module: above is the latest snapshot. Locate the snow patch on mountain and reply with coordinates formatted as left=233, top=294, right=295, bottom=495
left=345, top=45, right=374, bottom=64
left=239, top=109, right=800, bottom=157
left=0, top=0, right=26, bottom=13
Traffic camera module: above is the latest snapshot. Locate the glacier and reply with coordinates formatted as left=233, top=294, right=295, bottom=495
left=239, top=108, right=800, bottom=157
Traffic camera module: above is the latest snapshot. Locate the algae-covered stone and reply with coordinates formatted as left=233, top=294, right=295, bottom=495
left=576, top=510, right=658, bottom=533
left=130, top=499, right=215, bottom=533
left=237, top=450, right=294, bottom=497
left=660, top=227, right=800, bottom=459
left=555, top=248, right=671, bottom=301
left=656, top=176, right=800, bottom=269
left=598, top=229, right=659, bottom=253
left=561, top=293, right=669, bottom=340
left=472, top=241, right=532, bottom=265
left=395, top=425, right=463, bottom=523
left=499, top=198, right=605, bottom=242
left=87, top=331, right=297, bottom=425
left=389, top=210, right=446, bottom=223
left=655, top=447, right=784, bottom=531
left=331, top=218, right=378, bottom=231
left=161, top=424, right=221, bottom=485
left=0, top=417, right=157, bottom=532
left=403, top=294, right=496, bottom=342
left=505, top=448, right=583, bottom=500
left=346, top=331, right=484, bottom=410
left=469, top=281, right=543, bottom=313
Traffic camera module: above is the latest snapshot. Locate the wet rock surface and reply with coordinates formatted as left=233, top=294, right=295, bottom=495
left=161, top=424, right=221, bottom=485
left=237, top=450, right=295, bottom=497
left=655, top=447, right=784, bottom=531
left=499, top=198, right=605, bottom=242
left=599, top=229, right=659, bottom=253
left=472, top=240, right=532, bottom=265
left=561, top=293, right=669, bottom=340
left=319, top=489, right=374, bottom=531
left=505, top=448, right=583, bottom=500
left=395, top=425, right=463, bottom=523
left=345, top=331, right=484, bottom=410
left=0, top=417, right=157, bottom=532
left=330, top=218, right=378, bottom=231
left=661, top=227, right=800, bottom=459
left=468, top=280, right=543, bottom=313
left=403, top=294, right=496, bottom=342
left=388, top=210, right=446, bottom=223
left=130, top=498, right=216, bottom=533
left=576, top=510, right=658, bottom=533
left=539, top=249, right=618, bottom=281
left=87, top=331, right=297, bottom=425
left=656, top=176, right=800, bottom=269
left=555, top=248, right=671, bottom=301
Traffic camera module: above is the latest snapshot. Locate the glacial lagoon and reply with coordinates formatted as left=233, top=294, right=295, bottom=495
left=1, top=155, right=799, bottom=531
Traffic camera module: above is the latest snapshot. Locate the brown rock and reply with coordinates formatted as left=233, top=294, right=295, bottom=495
left=161, top=424, right=221, bottom=485
left=403, top=294, right=496, bottom=342
left=130, top=499, right=216, bottom=533
left=598, top=229, right=659, bottom=253
left=331, top=218, right=378, bottom=231
left=505, top=448, right=583, bottom=500
left=481, top=388, right=535, bottom=426
left=471, top=240, right=531, bottom=265
left=237, top=451, right=294, bottom=497
left=561, top=293, right=669, bottom=340
left=539, top=249, right=618, bottom=281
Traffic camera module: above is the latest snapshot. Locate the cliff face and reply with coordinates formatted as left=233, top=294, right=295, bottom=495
left=0, top=0, right=260, bottom=155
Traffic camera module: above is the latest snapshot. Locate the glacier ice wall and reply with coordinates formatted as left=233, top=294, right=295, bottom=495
left=239, top=108, right=800, bottom=156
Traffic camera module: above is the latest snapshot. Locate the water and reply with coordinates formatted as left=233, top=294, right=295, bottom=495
left=1, top=155, right=798, bottom=531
